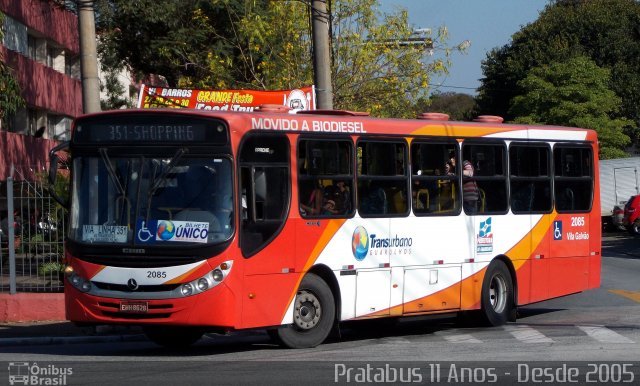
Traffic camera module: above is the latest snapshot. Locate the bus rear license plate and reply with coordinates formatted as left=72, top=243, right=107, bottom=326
left=119, top=302, right=148, bottom=313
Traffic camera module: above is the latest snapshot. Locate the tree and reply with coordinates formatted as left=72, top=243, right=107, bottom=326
left=0, top=12, right=25, bottom=127
left=510, top=56, right=631, bottom=159
left=330, top=0, right=459, bottom=117
left=414, top=91, right=476, bottom=121
left=477, top=0, right=640, bottom=131
left=95, top=0, right=464, bottom=117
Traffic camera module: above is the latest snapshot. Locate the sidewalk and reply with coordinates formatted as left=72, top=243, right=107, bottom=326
left=0, top=321, right=146, bottom=347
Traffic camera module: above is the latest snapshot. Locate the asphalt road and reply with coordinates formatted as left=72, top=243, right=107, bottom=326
left=0, top=231, right=638, bottom=385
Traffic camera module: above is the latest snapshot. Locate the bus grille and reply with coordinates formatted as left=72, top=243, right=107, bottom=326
left=92, top=282, right=181, bottom=292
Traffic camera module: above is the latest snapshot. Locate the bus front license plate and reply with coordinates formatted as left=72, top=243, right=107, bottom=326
left=119, top=302, right=148, bottom=313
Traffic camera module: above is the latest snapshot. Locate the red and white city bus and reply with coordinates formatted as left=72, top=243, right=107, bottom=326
left=49, top=108, right=601, bottom=348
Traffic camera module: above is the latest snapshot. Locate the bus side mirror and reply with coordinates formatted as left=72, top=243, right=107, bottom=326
left=48, top=141, right=70, bottom=208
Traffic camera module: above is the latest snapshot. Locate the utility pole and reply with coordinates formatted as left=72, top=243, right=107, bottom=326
left=311, top=0, right=333, bottom=109
left=78, top=0, right=101, bottom=113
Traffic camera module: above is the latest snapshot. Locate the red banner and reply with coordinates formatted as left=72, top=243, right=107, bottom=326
left=137, top=84, right=315, bottom=112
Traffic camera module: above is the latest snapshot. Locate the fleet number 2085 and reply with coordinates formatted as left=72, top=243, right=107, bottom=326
left=147, top=271, right=167, bottom=279
left=571, top=216, right=585, bottom=227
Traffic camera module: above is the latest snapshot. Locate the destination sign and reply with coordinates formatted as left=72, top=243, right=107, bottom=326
left=72, top=114, right=229, bottom=145
left=89, top=124, right=206, bottom=142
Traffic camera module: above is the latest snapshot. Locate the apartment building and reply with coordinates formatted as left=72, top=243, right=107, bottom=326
left=1, top=0, right=82, bottom=181
left=1, top=0, right=82, bottom=139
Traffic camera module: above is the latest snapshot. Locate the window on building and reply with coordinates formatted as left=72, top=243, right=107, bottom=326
left=65, top=54, right=81, bottom=79
left=27, top=35, right=37, bottom=61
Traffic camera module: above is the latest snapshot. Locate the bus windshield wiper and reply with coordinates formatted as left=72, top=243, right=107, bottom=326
left=99, top=148, right=126, bottom=196
left=99, top=148, right=131, bottom=224
left=148, top=148, right=188, bottom=196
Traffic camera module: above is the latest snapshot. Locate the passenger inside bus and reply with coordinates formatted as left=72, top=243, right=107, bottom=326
left=462, top=159, right=480, bottom=214
left=300, top=180, right=351, bottom=216
left=360, top=184, right=388, bottom=215
left=300, top=181, right=324, bottom=215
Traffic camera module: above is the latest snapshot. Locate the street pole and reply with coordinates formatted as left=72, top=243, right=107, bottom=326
left=311, top=0, right=333, bottom=110
left=78, top=0, right=101, bottom=113
left=7, top=166, right=15, bottom=294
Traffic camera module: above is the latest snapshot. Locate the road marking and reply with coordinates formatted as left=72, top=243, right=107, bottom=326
left=609, top=289, right=640, bottom=303
left=504, top=325, right=554, bottom=343
left=442, top=334, right=482, bottom=344
left=578, top=326, right=634, bottom=344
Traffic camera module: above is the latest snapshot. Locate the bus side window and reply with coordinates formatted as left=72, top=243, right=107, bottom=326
left=509, top=144, right=552, bottom=214
left=357, top=140, right=408, bottom=217
left=298, top=138, right=354, bottom=218
left=410, top=141, right=459, bottom=215
left=554, top=146, right=593, bottom=212
left=462, top=143, right=508, bottom=214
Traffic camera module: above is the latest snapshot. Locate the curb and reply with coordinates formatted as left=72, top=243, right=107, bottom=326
left=0, top=333, right=148, bottom=347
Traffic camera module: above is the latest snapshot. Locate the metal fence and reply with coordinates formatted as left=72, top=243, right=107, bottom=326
left=1, top=169, right=66, bottom=293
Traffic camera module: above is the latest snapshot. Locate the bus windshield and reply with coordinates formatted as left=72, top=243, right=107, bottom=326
left=70, top=150, right=234, bottom=246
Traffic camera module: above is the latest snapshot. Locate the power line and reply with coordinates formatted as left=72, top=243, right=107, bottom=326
left=431, top=84, right=479, bottom=91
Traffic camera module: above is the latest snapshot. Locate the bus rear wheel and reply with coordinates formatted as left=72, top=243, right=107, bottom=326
left=143, top=325, right=204, bottom=348
left=274, top=273, right=335, bottom=349
left=480, top=260, right=514, bottom=326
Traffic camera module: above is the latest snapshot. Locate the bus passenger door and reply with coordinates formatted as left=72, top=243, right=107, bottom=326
left=547, top=146, right=593, bottom=298
left=238, top=133, right=296, bottom=328
left=509, top=144, right=553, bottom=304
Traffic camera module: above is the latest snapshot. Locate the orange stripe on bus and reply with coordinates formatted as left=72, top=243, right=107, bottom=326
left=355, top=268, right=489, bottom=319
left=411, top=125, right=517, bottom=138
left=280, top=219, right=347, bottom=322
left=507, top=211, right=557, bottom=270
left=301, top=219, right=347, bottom=273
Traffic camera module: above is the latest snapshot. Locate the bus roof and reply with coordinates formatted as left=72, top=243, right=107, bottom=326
left=72, top=108, right=598, bottom=143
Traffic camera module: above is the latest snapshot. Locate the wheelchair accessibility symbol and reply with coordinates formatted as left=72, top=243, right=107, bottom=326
left=553, top=221, right=562, bottom=240
left=137, top=221, right=154, bottom=242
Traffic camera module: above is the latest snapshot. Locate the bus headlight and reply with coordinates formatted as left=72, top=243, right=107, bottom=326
left=181, top=283, right=193, bottom=296
left=67, top=271, right=92, bottom=293
left=212, top=269, right=223, bottom=282
left=178, top=260, right=233, bottom=297
left=80, top=281, right=92, bottom=292
left=197, top=278, right=209, bottom=291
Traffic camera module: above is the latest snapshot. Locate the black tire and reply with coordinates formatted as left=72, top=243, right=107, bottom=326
left=143, top=325, right=204, bottom=348
left=480, top=260, right=514, bottom=326
left=627, top=220, right=640, bottom=236
left=275, top=273, right=335, bottom=349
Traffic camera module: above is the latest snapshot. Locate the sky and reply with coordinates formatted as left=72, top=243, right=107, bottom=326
left=380, top=0, right=550, bottom=95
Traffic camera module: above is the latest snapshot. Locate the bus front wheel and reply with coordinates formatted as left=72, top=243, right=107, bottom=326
left=275, top=273, right=335, bottom=349
left=143, top=325, right=204, bottom=348
left=480, top=260, right=514, bottom=326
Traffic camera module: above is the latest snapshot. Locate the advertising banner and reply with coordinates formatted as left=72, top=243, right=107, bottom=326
left=137, top=84, right=315, bottom=113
